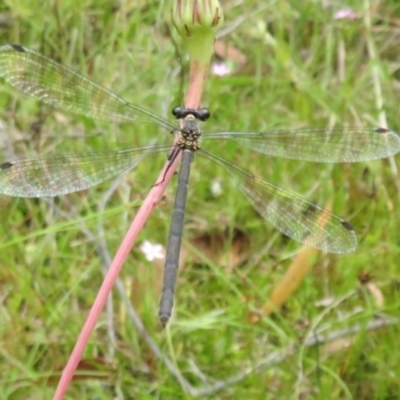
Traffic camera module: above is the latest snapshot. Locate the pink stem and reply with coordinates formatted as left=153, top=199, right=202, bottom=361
left=185, top=60, right=208, bottom=108
left=53, top=49, right=208, bottom=400
left=53, top=153, right=180, bottom=399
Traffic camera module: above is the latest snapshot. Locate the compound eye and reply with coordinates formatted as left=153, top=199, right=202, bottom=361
left=198, top=108, right=210, bottom=121
left=172, top=106, right=185, bottom=118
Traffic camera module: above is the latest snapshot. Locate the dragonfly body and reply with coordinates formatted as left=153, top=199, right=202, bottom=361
left=1, top=44, right=400, bottom=325
left=159, top=108, right=209, bottom=325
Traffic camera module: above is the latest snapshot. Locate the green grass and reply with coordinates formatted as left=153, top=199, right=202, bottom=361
left=0, top=0, right=400, bottom=399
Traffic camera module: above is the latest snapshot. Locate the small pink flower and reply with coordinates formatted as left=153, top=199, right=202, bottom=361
left=211, top=61, right=232, bottom=76
left=334, top=8, right=360, bottom=21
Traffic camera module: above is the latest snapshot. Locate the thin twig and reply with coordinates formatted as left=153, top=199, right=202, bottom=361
left=189, top=315, right=397, bottom=397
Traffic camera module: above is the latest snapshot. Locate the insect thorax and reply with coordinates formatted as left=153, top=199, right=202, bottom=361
left=177, top=114, right=201, bottom=151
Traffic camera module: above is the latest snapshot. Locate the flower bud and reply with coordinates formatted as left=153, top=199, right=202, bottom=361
left=172, top=0, right=224, bottom=37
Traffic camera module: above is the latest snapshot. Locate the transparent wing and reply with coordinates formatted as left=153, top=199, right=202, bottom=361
left=200, top=149, right=357, bottom=254
left=203, top=127, right=400, bottom=162
left=0, top=145, right=170, bottom=198
left=0, top=44, right=174, bottom=131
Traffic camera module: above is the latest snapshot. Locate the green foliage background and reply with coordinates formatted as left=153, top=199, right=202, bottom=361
left=0, top=1, right=399, bottom=399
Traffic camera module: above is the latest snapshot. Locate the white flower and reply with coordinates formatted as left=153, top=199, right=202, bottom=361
left=211, top=180, right=222, bottom=196
left=334, top=8, right=360, bottom=21
left=211, top=61, right=232, bottom=76
left=140, top=241, right=164, bottom=261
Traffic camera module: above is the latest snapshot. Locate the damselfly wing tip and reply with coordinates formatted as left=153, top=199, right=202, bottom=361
left=0, top=161, right=13, bottom=169
left=10, top=44, right=25, bottom=52
left=375, top=127, right=400, bottom=158
left=341, top=220, right=355, bottom=231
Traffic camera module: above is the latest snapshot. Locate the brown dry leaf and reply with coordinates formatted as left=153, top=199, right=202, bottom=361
left=365, top=282, right=384, bottom=308
left=358, top=272, right=384, bottom=308
left=188, top=228, right=251, bottom=272
left=261, top=200, right=333, bottom=316
left=48, top=357, right=115, bottom=385
left=248, top=310, right=262, bottom=324
left=322, top=337, right=355, bottom=356
left=71, top=357, right=116, bottom=382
